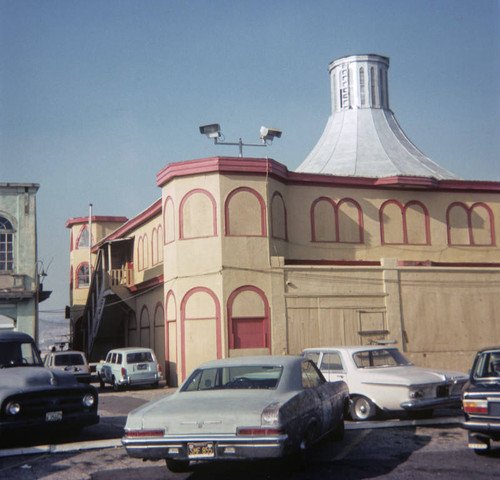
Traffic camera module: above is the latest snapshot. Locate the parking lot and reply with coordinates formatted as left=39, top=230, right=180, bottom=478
left=3, top=383, right=499, bottom=479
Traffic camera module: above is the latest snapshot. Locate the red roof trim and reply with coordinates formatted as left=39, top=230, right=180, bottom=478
left=129, top=274, right=164, bottom=293
left=92, top=199, right=162, bottom=250
left=156, top=157, right=500, bottom=193
left=65, top=216, right=128, bottom=228
left=284, top=259, right=381, bottom=266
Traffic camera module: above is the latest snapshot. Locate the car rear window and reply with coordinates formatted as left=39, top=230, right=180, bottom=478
left=54, top=354, right=85, bottom=366
left=353, top=349, right=412, bottom=368
left=127, top=351, right=154, bottom=364
left=182, top=365, right=283, bottom=391
left=473, top=351, right=500, bottom=379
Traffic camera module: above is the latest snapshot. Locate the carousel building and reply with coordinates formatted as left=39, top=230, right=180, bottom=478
left=68, top=54, right=500, bottom=384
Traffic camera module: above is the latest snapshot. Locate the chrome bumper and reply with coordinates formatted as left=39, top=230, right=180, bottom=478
left=400, top=395, right=462, bottom=410
left=122, top=433, right=288, bottom=461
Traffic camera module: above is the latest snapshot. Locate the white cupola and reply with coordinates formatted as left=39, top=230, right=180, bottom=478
left=296, top=54, right=459, bottom=179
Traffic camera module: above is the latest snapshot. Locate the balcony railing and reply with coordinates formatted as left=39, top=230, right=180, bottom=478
left=109, top=268, right=134, bottom=287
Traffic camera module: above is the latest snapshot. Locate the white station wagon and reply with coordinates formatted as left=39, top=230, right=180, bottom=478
left=302, top=346, right=468, bottom=421
left=96, top=347, right=162, bottom=390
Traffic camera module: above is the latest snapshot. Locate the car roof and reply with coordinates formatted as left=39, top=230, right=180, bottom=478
left=108, top=347, right=154, bottom=353
left=476, top=347, right=500, bottom=354
left=52, top=350, right=86, bottom=356
left=195, top=355, right=304, bottom=369
left=0, top=331, right=34, bottom=342
left=302, top=345, right=399, bottom=354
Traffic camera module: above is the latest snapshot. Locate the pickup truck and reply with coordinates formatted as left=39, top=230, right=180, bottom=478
left=0, top=331, right=99, bottom=434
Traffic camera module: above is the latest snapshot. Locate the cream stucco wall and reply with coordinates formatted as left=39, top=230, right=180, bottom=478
left=156, top=157, right=500, bottom=381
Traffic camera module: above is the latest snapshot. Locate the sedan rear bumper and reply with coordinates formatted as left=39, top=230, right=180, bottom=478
left=122, top=433, right=288, bottom=461
left=400, top=395, right=462, bottom=410
left=461, top=420, right=500, bottom=434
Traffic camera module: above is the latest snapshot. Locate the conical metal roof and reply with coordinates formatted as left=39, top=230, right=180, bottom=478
left=296, top=54, right=459, bottom=179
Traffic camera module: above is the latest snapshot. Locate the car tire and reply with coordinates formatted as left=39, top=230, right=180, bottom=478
left=350, top=395, right=376, bottom=421
left=98, top=374, right=105, bottom=389
left=166, top=459, right=190, bottom=472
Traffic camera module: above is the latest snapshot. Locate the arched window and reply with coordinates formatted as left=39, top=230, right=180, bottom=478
left=76, top=226, right=90, bottom=249
left=271, top=191, right=288, bottom=240
left=359, top=67, right=366, bottom=106
left=227, top=286, right=270, bottom=351
left=225, top=187, right=267, bottom=237
left=311, top=197, right=363, bottom=243
left=164, top=196, right=175, bottom=244
left=181, top=287, right=221, bottom=380
left=0, top=216, right=14, bottom=271
left=179, top=189, right=217, bottom=239
left=76, top=263, right=90, bottom=288
left=379, top=200, right=430, bottom=245
left=447, top=202, right=495, bottom=246
left=370, top=67, right=376, bottom=106
left=140, top=306, right=150, bottom=348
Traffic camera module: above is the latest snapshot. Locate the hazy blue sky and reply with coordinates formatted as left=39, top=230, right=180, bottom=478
left=1, top=0, right=499, bottom=316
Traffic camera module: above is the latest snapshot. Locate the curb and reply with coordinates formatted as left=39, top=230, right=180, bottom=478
left=0, top=416, right=462, bottom=458
left=346, top=416, right=462, bottom=430
left=0, top=438, right=122, bottom=458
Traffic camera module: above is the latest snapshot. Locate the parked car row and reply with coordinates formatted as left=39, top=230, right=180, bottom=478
left=3, top=330, right=499, bottom=466
left=121, top=344, right=500, bottom=472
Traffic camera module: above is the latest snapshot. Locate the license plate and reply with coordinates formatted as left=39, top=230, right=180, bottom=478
left=46, top=411, right=63, bottom=422
left=188, top=442, right=215, bottom=458
left=137, top=364, right=147, bottom=370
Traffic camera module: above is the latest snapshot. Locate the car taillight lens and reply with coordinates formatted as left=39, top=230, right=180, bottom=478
left=463, top=399, right=488, bottom=414
left=158, top=364, right=162, bottom=373
left=261, top=402, right=281, bottom=426
left=237, top=427, right=284, bottom=436
left=125, top=430, right=164, bottom=437
left=121, top=367, right=127, bottom=377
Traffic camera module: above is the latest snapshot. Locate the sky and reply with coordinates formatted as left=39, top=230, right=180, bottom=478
left=1, top=0, right=499, bottom=317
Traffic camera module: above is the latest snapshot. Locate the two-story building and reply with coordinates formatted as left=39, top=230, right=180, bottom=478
left=0, top=183, right=49, bottom=340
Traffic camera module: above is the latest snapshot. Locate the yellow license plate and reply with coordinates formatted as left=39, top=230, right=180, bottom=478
left=188, top=442, right=214, bottom=458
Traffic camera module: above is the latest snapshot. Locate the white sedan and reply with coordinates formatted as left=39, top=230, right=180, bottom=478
left=122, top=355, right=348, bottom=472
left=302, top=346, right=468, bottom=421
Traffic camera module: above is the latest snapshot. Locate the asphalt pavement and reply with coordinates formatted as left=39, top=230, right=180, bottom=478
left=0, top=380, right=464, bottom=458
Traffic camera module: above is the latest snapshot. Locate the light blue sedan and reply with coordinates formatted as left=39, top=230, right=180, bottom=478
left=122, top=355, right=349, bottom=472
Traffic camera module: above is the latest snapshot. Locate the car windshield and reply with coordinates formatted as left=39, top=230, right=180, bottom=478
left=54, top=353, right=85, bottom=366
left=182, top=365, right=284, bottom=391
left=472, top=351, right=500, bottom=379
left=353, top=349, right=412, bottom=369
left=0, top=341, right=43, bottom=368
left=127, top=351, right=154, bottom=364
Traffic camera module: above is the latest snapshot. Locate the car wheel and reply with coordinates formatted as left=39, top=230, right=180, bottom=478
left=166, top=459, right=190, bottom=472
left=350, top=396, right=376, bottom=421
left=98, top=374, right=105, bottom=389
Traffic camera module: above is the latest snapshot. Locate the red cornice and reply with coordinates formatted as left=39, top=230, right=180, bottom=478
left=92, top=199, right=162, bottom=250
left=65, top=216, right=128, bottom=228
left=285, top=259, right=381, bottom=266
left=129, top=274, right=164, bottom=293
left=156, top=157, right=500, bottom=193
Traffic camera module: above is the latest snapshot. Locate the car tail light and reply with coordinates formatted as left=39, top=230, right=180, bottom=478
left=463, top=399, right=488, bottom=414
left=158, top=364, right=162, bottom=374
left=121, top=367, right=127, bottom=377
left=237, top=427, right=284, bottom=436
left=125, top=430, right=164, bottom=437
left=261, top=402, right=281, bottom=426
